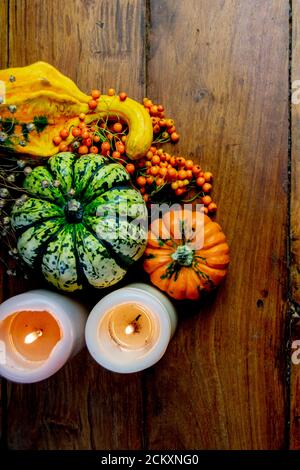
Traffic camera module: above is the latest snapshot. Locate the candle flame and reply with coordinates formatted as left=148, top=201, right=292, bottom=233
left=24, top=329, right=43, bottom=344
left=124, top=324, right=135, bottom=335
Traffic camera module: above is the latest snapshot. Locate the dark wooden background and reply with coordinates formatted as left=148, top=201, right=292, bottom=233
left=0, top=0, right=299, bottom=450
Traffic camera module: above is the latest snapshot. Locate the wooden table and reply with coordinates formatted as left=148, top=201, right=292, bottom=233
left=0, top=0, right=299, bottom=450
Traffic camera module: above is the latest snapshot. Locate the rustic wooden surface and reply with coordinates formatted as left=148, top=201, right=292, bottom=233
left=0, top=0, right=297, bottom=450
left=290, top=0, right=300, bottom=451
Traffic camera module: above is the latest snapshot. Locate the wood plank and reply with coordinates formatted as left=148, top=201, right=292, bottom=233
left=291, top=1, right=300, bottom=304
left=145, top=0, right=289, bottom=449
left=0, top=0, right=9, bottom=449
left=290, top=0, right=300, bottom=450
left=5, top=0, right=146, bottom=450
left=0, top=0, right=8, bottom=68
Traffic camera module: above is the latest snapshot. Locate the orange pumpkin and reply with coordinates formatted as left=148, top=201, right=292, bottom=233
left=143, top=208, right=230, bottom=300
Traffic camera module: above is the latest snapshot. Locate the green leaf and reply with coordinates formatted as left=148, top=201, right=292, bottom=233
left=33, top=115, right=48, bottom=133
left=21, top=123, right=30, bottom=141
left=1, top=118, right=17, bottom=135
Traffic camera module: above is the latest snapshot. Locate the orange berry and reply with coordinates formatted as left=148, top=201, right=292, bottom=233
left=157, top=105, right=164, bottom=112
left=185, top=159, right=193, bottom=169
left=82, top=130, right=90, bottom=139
left=170, top=157, right=176, bottom=166
left=126, top=163, right=135, bottom=175
left=167, top=168, right=177, bottom=179
left=72, top=127, right=81, bottom=137
left=167, top=126, right=176, bottom=135
left=178, top=170, right=187, bottom=180
left=203, top=183, right=212, bottom=193
left=192, top=165, right=202, bottom=176
left=113, top=122, right=123, bottom=133
left=83, top=137, right=92, bottom=147
left=159, top=119, right=167, bottom=127
left=176, top=157, right=185, bottom=166
left=196, top=176, right=205, bottom=187
left=101, top=141, right=111, bottom=155
left=171, top=182, right=179, bottom=190
left=175, top=188, right=185, bottom=196
left=146, top=176, right=154, bottom=185
left=202, top=195, right=212, bottom=205
left=78, top=122, right=87, bottom=130
left=204, top=172, right=213, bottom=182
left=144, top=99, right=153, bottom=108
left=161, top=132, right=169, bottom=139
left=186, top=170, right=193, bottom=179
left=121, top=135, right=127, bottom=143
left=160, top=161, right=168, bottom=168
left=60, top=128, right=69, bottom=140
left=146, top=151, right=154, bottom=160
left=159, top=167, right=167, bottom=177
left=108, top=88, right=115, bottom=96
left=59, top=143, right=68, bottom=152
left=53, top=136, right=62, bottom=146
left=119, top=92, right=127, bottom=101
left=93, top=135, right=101, bottom=143
left=166, top=119, right=174, bottom=128
left=178, top=180, right=184, bottom=188
left=183, top=179, right=190, bottom=186
left=208, top=202, right=217, bottom=212
left=159, top=153, right=166, bottom=162
left=152, top=155, right=161, bottom=165
left=145, top=161, right=152, bottom=167
left=143, top=194, right=149, bottom=203
left=116, top=142, right=125, bottom=154
left=139, top=187, right=146, bottom=195
left=151, top=117, right=160, bottom=125
left=88, top=99, right=98, bottom=110
left=136, top=176, right=146, bottom=187
left=150, top=146, right=157, bottom=154
left=112, top=151, right=121, bottom=159
left=78, top=145, right=89, bottom=155
left=171, top=132, right=180, bottom=142
left=150, top=166, right=159, bottom=176
left=91, top=89, right=101, bottom=99
left=157, top=149, right=164, bottom=156
left=90, top=146, right=99, bottom=154
left=204, top=207, right=209, bottom=214
left=150, top=105, right=159, bottom=116
left=79, top=113, right=86, bottom=121
left=156, top=177, right=164, bottom=186
left=153, top=124, right=160, bottom=133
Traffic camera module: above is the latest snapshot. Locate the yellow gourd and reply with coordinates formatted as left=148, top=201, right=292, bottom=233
left=0, top=62, right=153, bottom=159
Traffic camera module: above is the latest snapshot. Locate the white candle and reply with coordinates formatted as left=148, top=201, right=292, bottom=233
left=85, top=283, right=177, bottom=373
left=0, top=289, right=88, bottom=383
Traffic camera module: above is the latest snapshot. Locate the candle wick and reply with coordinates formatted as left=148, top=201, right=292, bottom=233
left=134, top=314, right=141, bottom=322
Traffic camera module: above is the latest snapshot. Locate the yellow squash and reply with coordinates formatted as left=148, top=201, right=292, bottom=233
left=0, top=62, right=153, bottom=159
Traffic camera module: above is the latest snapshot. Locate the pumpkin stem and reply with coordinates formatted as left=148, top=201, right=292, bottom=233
left=65, top=199, right=83, bottom=223
left=171, top=245, right=194, bottom=266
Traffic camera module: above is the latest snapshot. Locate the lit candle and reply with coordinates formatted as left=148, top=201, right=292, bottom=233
left=0, top=290, right=88, bottom=383
left=85, top=283, right=177, bottom=373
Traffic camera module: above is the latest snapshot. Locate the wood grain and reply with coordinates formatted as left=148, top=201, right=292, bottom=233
left=0, top=0, right=293, bottom=451
left=5, top=0, right=146, bottom=450
left=0, top=0, right=9, bottom=448
left=290, top=0, right=300, bottom=451
left=145, top=0, right=289, bottom=449
left=8, top=0, right=145, bottom=98
left=0, top=0, right=8, bottom=69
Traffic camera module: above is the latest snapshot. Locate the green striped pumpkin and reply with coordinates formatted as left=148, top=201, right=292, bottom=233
left=11, top=153, right=147, bottom=292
